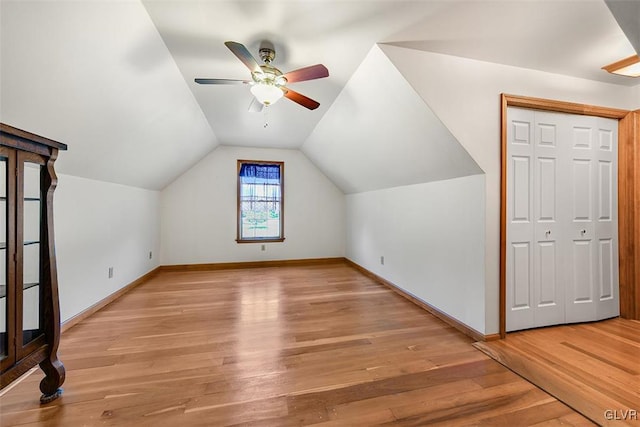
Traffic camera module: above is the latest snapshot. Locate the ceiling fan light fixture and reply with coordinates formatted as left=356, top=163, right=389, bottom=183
left=250, top=82, right=283, bottom=106
left=602, top=54, right=640, bottom=77
left=196, top=41, right=327, bottom=110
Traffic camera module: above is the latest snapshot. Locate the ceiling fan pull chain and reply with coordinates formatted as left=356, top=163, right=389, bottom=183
left=263, top=105, right=269, bottom=128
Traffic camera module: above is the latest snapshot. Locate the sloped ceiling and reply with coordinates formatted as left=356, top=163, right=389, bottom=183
left=141, top=0, right=447, bottom=149
left=605, top=0, right=640, bottom=54
left=0, top=0, right=216, bottom=190
left=0, top=0, right=638, bottom=193
left=302, top=45, right=482, bottom=194
left=385, top=0, right=636, bottom=86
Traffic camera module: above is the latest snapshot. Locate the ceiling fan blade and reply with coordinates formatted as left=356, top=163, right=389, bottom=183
left=195, top=78, right=249, bottom=84
left=282, top=88, right=320, bottom=110
left=283, top=64, right=329, bottom=83
left=225, top=41, right=263, bottom=75
left=248, top=97, right=264, bottom=113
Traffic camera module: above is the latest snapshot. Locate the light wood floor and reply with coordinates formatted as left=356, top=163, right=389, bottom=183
left=1, top=262, right=593, bottom=426
left=475, top=318, right=640, bottom=427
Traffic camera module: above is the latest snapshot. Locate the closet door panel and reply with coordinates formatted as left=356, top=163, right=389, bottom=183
left=571, top=240, right=594, bottom=301
left=511, top=242, right=532, bottom=310
left=571, top=159, right=592, bottom=222
left=537, top=242, right=557, bottom=305
left=565, top=117, right=597, bottom=322
left=512, top=156, right=532, bottom=222
left=531, top=111, right=565, bottom=326
left=599, top=239, right=614, bottom=300
left=594, top=117, right=619, bottom=319
left=506, top=108, right=535, bottom=331
left=598, top=161, right=613, bottom=221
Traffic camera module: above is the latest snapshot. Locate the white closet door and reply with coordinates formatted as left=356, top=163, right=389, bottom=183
left=532, top=111, right=566, bottom=327
left=506, top=107, right=536, bottom=331
left=565, top=115, right=619, bottom=322
left=565, top=114, right=598, bottom=322
left=506, top=108, right=619, bottom=332
left=595, top=117, right=619, bottom=320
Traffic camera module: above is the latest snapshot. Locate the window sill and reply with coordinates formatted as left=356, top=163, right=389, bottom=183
left=236, top=238, right=285, bottom=244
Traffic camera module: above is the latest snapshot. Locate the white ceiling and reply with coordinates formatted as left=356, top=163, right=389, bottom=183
left=1, top=0, right=638, bottom=192
left=385, top=0, right=637, bottom=86
left=141, top=0, right=452, bottom=149
left=145, top=0, right=637, bottom=150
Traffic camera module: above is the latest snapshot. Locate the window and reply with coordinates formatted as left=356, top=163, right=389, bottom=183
left=237, top=160, right=284, bottom=242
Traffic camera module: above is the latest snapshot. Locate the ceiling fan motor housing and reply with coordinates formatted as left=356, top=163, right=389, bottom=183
left=258, top=47, right=276, bottom=64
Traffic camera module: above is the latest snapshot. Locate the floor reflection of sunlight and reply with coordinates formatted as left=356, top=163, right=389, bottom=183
left=229, top=278, right=286, bottom=402
left=239, top=282, right=281, bottom=323
left=234, top=277, right=285, bottom=357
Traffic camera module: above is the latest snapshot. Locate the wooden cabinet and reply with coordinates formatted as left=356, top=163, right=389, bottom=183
left=0, top=123, right=66, bottom=403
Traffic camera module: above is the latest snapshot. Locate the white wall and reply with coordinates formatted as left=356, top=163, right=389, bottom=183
left=161, top=146, right=345, bottom=265
left=54, top=174, right=160, bottom=323
left=380, top=45, right=638, bottom=334
left=346, top=174, right=485, bottom=333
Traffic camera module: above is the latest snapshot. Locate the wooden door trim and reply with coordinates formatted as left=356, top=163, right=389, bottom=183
left=499, top=94, right=637, bottom=338
left=502, top=94, right=629, bottom=120
left=632, top=112, right=640, bottom=319
left=619, top=111, right=640, bottom=320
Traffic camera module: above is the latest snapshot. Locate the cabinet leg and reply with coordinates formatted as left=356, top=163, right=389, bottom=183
left=39, top=355, right=65, bottom=404
left=40, top=387, right=63, bottom=404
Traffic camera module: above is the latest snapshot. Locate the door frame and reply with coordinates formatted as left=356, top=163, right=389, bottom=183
left=499, top=94, right=640, bottom=338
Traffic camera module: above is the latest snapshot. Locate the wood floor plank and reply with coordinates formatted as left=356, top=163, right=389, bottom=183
left=475, top=319, right=640, bottom=427
left=1, top=262, right=592, bottom=426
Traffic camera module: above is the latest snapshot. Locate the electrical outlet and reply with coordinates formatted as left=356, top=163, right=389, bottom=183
left=261, top=244, right=266, bottom=252
left=108, top=267, right=114, bottom=278
left=149, top=251, right=153, bottom=259
left=380, top=256, right=384, bottom=265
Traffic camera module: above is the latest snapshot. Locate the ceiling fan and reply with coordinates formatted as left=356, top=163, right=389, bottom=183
left=195, top=41, right=329, bottom=111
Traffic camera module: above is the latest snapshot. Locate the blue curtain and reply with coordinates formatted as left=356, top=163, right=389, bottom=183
left=239, top=164, right=280, bottom=183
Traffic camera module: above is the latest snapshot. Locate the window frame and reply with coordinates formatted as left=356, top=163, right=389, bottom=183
left=236, top=160, right=285, bottom=243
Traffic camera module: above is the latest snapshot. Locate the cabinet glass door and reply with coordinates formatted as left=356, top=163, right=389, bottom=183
left=22, top=161, right=41, bottom=346
left=0, top=157, right=6, bottom=359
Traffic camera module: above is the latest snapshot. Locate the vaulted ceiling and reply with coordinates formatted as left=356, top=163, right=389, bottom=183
left=1, top=0, right=637, bottom=192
